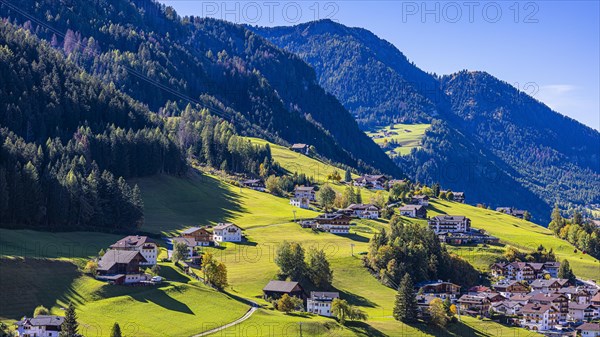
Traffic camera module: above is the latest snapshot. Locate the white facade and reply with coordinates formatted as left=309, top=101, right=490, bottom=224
left=15, top=316, right=64, bottom=337
left=139, top=244, right=158, bottom=266
left=317, top=223, right=350, bottom=234
left=307, top=292, right=339, bottom=317
left=520, top=305, right=559, bottom=331
left=294, top=187, right=315, bottom=201
left=428, top=216, right=471, bottom=234
left=213, top=223, right=242, bottom=242
left=290, top=197, right=310, bottom=209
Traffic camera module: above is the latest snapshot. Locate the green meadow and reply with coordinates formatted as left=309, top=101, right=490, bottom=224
left=366, top=123, right=430, bottom=156
left=3, top=137, right=592, bottom=336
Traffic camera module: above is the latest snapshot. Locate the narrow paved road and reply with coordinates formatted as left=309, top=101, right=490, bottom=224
left=191, top=303, right=258, bottom=337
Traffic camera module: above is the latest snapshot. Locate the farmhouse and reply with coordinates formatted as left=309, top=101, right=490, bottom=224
left=496, top=207, right=527, bottom=219
left=416, top=280, right=460, bottom=300
left=491, top=300, right=524, bottom=316
left=437, top=230, right=499, bottom=245
left=398, top=204, right=427, bottom=218
left=213, top=223, right=242, bottom=243
left=263, top=280, right=304, bottom=300
left=344, top=203, right=380, bottom=219
left=290, top=197, right=310, bottom=209
left=290, top=143, right=310, bottom=155
left=170, top=237, right=196, bottom=259
left=428, top=215, right=470, bottom=234
left=491, top=280, right=529, bottom=297
left=241, top=179, right=266, bottom=192
left=294, top=186, right=316, bottom=201
left=453, top=192, right=465, bottom=203
left=181, top=227, right=214, bottom=246
left=97, top=249, right=147, bottom=284
left=411, top=195, right=429, bottom=206
left=315, top=213, right=352, bottom=234
left=15, top=315, right=64, bottom=337
left=490, top=262, right=561, bottom=281
left=353, top=174, right=388, bottom=189
left=457, top=295, right=491, bottom=315
left=306, top=291, right=339, bottom=317
left=579, top=323, right=600, bottom=337
left=110, top=235, right=158, bottom=266
left=520, top=303, right=559, bottom=331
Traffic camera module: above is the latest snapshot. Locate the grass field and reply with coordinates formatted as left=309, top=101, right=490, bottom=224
left=366, top=123, right=430, bottom=156
left=3, top=138, right=593, bottom=336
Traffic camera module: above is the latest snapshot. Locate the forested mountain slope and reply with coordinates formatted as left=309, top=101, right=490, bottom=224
left=252, top=19, right=443, bottom=128
left=0, top=0, right=401, bottom=176
left=255, top=20, right=600, bottom=222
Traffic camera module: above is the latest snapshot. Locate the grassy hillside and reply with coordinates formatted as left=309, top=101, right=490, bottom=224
left=366, top=124, right=430, bottom=156
left=4, top=141, right=588, bottom=336
left=423, top=199, right=600, bottom=280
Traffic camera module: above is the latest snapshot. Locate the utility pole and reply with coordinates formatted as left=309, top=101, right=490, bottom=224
left=350, top=243, right=355, bottom=256
left=292, top=210, right=297, bottom=222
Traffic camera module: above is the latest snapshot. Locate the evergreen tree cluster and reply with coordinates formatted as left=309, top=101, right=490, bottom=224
left=365, top=216, right=479, bottom=288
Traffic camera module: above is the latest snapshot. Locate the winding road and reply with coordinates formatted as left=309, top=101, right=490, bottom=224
left=191, top=303, right=259, bottom=337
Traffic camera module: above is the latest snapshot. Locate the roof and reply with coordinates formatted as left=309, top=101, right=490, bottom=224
left=294, top=186, right=315, bottom=192
left=214, top=223, right=241, bottom=230
left=569, top=303, right=595, bottom=310
left=469, top=285, right=491, bottom=293
left=492, top=300, right=522, bottom=309
left=579, top=323, right=600, bottom=331
left=530, top=278, right=569, bottom=288
left=592, top=292, right=600, bottom=302
left=521, top=303, right=556, bottom=314
left=430, top=215, right=467, bottom=221
left=354, top=174, right=386, bottom=182
left=458, top=295, right=489, bottom=304
left=110, top=235, right=155, bottom=249
left=529, top=292, right=566, bottom=302
left=310, top=291, right=340, bottom=300
left=98, top=249, right=147, bottom=271
left=291, top=143, right=309, bottom=149
left=263, top=280, right=302, bottom=293
left=399, top=204, right=424, bottom=211
left=172, top=236, right=196, bottom=246
left=181, top=227, right=203, bottom=235
left=241, top=179, right=263, bottom=185
left=16, top=315, right=65, bottom=327
left=412, top=195, right=429, bottom=200
left=346, top=203, right=379, bottom=211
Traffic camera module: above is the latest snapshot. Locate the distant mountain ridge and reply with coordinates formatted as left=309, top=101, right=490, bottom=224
left=254, top=19, right=600, bottom=222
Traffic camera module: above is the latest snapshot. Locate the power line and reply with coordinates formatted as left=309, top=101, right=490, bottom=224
left=0, top=0, right=234, bottom=121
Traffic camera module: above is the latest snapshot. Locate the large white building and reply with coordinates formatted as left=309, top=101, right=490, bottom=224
left=344, top=204, right=380, bottom=219
left=428, top=215, right=470, bottom=234
left=294, top=186, right=316, bottom=201
left=213, top=223, right=243, bottom=242
left=110, top=235, right=158, bottom=266
left=15, top=315, right=64, bottom=337
left=520, top=303, right=559, bottom=331
left=307, top=292, right=339, bottom=317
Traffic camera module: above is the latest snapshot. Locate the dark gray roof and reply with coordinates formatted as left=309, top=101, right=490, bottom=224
left=181, top=227, right=203, bottom=235
left=431, top=215, right=467, bottom=221
left=263, top=280, right=301, bottom=293
left=16, top=315, right=64, bottom=327
left=399, top=204, right=424, bottom=211
left=98, top=249, right=146, bottom=271
left=310, top=291, right=339, bottom=300
left=110, top=235, right=155, bottom=249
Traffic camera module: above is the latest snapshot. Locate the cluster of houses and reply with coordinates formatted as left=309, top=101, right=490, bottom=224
left=299, top=201, right=382, bottom=234
left=262, top=280, right=340, bottom=317
left=415, top=261, right=600, bottom=336
left=169, top=224, right=243, bottom=259
left=95, top=235, right=159, bottom=285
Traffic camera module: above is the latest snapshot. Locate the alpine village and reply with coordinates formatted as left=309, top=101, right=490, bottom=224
left=0, top=1, right=599, bottom=337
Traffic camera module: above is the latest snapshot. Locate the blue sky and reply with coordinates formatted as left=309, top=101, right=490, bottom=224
left=160, top=1, right=600, bottom=130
